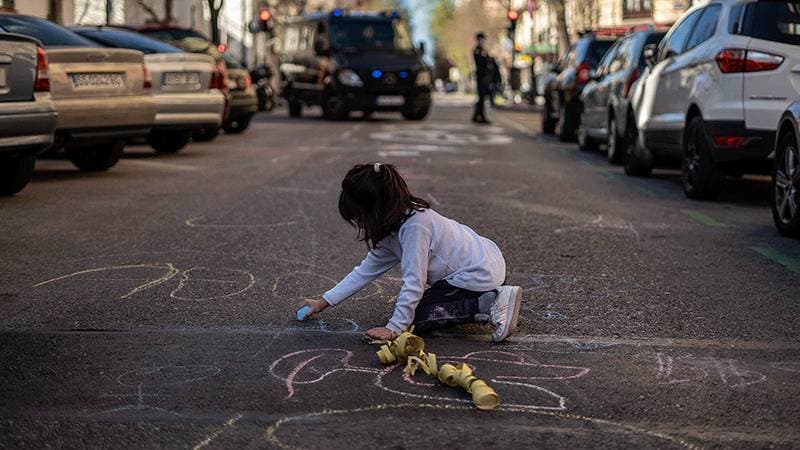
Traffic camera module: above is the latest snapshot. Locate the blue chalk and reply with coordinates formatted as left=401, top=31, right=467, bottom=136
left=296, top=305, right=312, bottom=321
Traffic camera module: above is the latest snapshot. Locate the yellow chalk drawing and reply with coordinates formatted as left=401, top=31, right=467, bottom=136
left=375, top=329, right=500, bottom=410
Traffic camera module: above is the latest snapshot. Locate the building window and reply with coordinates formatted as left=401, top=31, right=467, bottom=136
left=1, top=0, right=15, bottom=9
left=624, top=0, right=652, bottom=19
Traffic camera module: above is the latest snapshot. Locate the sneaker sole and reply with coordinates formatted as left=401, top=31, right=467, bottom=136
left=493, top=286, right=522, bottom=342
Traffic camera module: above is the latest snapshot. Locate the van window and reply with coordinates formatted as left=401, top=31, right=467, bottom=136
left=659, top=8, right=703, bottom=60
left=284, top=26, right=300, bottom=52
left=742, top=0, right=800, bottom=45
left=685, top=4, right=721, bottom=50
left=330, top=20, right=412, bottom=50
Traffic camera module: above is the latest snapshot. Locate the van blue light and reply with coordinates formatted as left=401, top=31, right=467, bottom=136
left=399, top=71, right=409, bottom=79
left=332, top=9, right=344, bottom=17
left=371, top=70, right=383, bottom=79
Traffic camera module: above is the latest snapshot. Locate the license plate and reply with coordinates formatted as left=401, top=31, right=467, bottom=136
left=163, top=71, right=200, bottom=86
left=70, top=73, right=125, bottom=88
left=376, top=95, right=404, bottom=106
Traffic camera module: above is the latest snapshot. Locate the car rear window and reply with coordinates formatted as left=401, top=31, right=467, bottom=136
left=0, top=15, right=98, bottom=47
left=140, top=28, right=220, bottom=58
left=586, top=40, right=615, bottom=65
left=74, top=28, right=182, bottom=54
left=742, top=0, right=800, bottom=45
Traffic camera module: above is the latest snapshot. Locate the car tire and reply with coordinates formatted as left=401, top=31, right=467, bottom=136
left=67, top=141, right=124, bottom=172
left=0, top=154, right=35, bottom=196
left=623, top=116, right=653, bottom=177
left=223, top=114, right=253, bottom=134
left=607, top=116, right=623, bottom=164
left=577, top=122, right=598, bottom=152
left=288, top=97, right=302, bottom=117
left=558, top=99, right=578, bottom=142
left=682, top=115, right=722, bottom=200
left=771, top=132, right=800, bottom=238
left=322, top=94, right=349, bottom=120
left=541, top=100, right=556, bottom=134
left=402, top=105, right=430, bottom=121
left=150, top=130, right=192, bottom=154
left=193, top=126, right=221, bottom=142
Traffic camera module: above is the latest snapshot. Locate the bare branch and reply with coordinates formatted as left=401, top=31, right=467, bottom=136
left=135, top=0, right=162, bottom=23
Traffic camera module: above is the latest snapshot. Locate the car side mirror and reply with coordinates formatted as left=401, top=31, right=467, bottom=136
left=418, top=41, right=426, bottom=55
left=643, top=44, right=658, bottom=68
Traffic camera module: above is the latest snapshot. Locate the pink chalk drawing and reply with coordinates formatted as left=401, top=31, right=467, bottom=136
left=268, top=348, right=590, bottom=411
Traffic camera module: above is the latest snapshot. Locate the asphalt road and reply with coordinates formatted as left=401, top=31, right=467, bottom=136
left=1, top=94, right=799, bottom=449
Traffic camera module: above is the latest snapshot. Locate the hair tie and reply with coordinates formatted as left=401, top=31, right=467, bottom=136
left=373, top=162, right=381, bottom=173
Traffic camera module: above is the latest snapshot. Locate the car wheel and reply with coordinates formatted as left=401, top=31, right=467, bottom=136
left=67, top=141, right=124, bottom=172
left=402, top=105, right=430, bottom=121
left=322, top=94, right=349, bottom=120
left=577, top=123, right=597, bottom=151
left=607, top=116, right=623, bottom=164
left=772, top=132, right=800, bottom=238
left=623, top=116, right=653, bottom=177
left=263, top=96, right=275, bottom=112
left=150, top=130, right=192, bottom=154
left=541, top=100, right=556, bottom=134
left=193, top=126, right=221, bottom=142
left=558, top=99, right=577, bottom=142
left=288, top=97, right=302, bottom=117
left=223, top=114, right=253, bottom=134
left=682, top=115, right=722, bottom=200
left=0, top=154, right=35, bottom=196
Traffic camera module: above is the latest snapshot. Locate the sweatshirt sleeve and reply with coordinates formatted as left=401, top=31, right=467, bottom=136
left=385, top=224, right=432, bottom=334
left=322, top=243, right=398, bottom=306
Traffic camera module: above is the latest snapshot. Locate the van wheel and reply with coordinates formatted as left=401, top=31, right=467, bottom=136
left=322, top=94, right=349, bottom=120
left=607, top=116, right=623, bottom=164
left=682, top=115, right=722, bottom=199
left=150, top=130, right=191, bottom=154
left=0, top=154, right=35, bottom=196
left=623, top=117, right=653, bottom=177
left=402, top=105, right=430, bottom=121
left=772, top=132, right=800, bottom=238
left=193, top=126, right=220, bottom=142
left=288, top=98, right=302, bottom=117
left=67, top=141, right=124, bottom=172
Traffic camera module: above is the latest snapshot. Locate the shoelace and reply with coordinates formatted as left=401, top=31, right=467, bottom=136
left=374, top=327, right=500, bottom=410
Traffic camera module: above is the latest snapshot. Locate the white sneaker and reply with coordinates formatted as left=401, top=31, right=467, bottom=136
left=490, top=286, right=522, bottom=342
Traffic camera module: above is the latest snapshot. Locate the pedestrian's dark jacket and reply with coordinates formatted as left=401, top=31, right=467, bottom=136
left=490, top=58, right=502, bottom=85
left=474, top=45, right=492, bottom=91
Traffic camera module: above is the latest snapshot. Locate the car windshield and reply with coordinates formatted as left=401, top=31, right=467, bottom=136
left=0, top=15, right=98, bottom=47
left=140, top=28, right=220, bottom=57
left=745, top=0, right=800, bottom=45
left=74, top=28, right=182, bottom=54
left=330, top=20, right=412, bottom=50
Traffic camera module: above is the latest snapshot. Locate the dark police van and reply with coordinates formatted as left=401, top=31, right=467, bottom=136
left=278, top=9, right=432, bottom=120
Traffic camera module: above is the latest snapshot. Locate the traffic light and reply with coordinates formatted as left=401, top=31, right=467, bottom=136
left=249, top=7, right=273, bottom=35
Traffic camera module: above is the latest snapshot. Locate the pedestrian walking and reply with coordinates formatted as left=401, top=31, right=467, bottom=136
left=472, top=32, right=492, bottom=123
left=298, top=163, right=523, bottom=343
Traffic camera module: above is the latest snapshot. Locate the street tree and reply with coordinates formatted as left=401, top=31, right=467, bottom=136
left=207, top=0, right=224, bottom=44
left=135, top=0, right=176, bottom=24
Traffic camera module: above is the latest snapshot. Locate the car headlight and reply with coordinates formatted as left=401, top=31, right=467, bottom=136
left=337, top=69, right=363, bottom=87
left=415, top=70, right=431, bottom=86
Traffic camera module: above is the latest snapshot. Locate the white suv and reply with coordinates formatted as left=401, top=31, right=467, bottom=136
left=626, top=0, right=800, bottom=199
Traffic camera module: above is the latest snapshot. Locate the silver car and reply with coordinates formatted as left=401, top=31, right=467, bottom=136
left=0, top=32, right=57, bottom=195
left=0, top=14, right=156, bottom=171
left=73, top=26, right=225, bottom=153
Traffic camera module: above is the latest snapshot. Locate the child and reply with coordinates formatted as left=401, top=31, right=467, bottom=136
left=299, top=163, right=522, bottom=342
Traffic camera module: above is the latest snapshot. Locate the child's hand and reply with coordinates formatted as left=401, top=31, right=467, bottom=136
left=365, top=327, right=398, bottom=341
left=298, top=298, right=329, bottom=318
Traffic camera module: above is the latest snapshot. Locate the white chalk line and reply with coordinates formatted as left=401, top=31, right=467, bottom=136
left=170, top=267, right=257, bottom=302
left=192, top=412, right=244, bottom=450
left=122, top=159, right=201, bottom=172
left=185, top=216, right=300, bottom=228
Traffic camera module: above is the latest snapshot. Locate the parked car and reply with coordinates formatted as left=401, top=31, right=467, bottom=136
left=72, top=26, right=225, bottom=153
left=541, top=32, right=617, bottom=140
left=578, top=27, right=666, bottom=163
left=128, top=25, right=250, bottom=140
left=627, top=0, right=800, bottom=199
left=772, top=102, right=800, bottom=238
left=0, top=32, right=57, bottom=195
left=221, top=53, right=258, bottom=134
left=279, top=9, right=432, bottom=121
left=0, top=14, right=155, bottom=171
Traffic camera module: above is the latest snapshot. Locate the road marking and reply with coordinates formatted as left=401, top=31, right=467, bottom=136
left=193, top=412, right=243, bottom=450
left=751, top=246, right=800, bottom=274
left=122, top=159, right=200, bottom=172
left=680, top=209, right=729, bottom=228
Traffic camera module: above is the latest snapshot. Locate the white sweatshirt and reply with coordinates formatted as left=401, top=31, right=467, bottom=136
left=323, top=208, right=506, bottom=333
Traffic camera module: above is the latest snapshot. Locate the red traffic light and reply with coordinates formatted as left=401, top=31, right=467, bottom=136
left=259, top=8, right=272, bottom=21
left=507, top=10, right=520, bottom=21
left=217, top=43, right=227, bottom=53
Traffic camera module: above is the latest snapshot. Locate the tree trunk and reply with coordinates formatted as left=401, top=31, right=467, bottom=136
left=164, top=0, right=174, bottom=24
left=549, top=0, right=569, bottom=57
left=47, top=0, right=62, bottom=24
left=208, top=0, right=224, bottom=44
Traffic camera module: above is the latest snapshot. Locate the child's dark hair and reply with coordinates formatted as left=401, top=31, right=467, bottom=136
left=339, top=163, right=430, bottom=249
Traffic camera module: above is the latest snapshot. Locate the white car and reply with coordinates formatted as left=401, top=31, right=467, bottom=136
left=626, top=0, right=800, bottom=199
